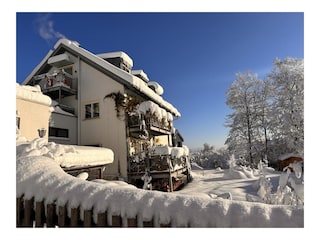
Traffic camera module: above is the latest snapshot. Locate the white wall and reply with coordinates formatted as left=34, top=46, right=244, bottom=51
left=16, top=99, right=51, bottom=141
left=49, top=112, right=77, bottom=145
left=79, top=61, right=128, bottom=180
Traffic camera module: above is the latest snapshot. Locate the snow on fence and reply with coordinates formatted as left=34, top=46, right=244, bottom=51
left=16, top=140, right=304, bottom=228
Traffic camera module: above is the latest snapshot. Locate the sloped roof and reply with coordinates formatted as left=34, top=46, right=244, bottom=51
left=23, top=39, right=181, bottom=118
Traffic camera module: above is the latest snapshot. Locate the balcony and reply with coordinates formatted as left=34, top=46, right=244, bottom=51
left=128, top=114, right=171, bottom=138
left=39, top=70, right=77, bottom=100
left=128, top=146, right=191, bottom=192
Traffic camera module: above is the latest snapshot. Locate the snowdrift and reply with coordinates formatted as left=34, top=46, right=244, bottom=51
left=16, top=140, right=303, bottom=227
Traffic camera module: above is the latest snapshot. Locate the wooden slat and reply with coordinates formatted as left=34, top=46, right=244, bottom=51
left=97, top=212, right=107, bottom=227
left=24, top=198, right=34, bottom=227
left=58, top=205, right=67, bottom=227
left=112, top=215, right=122, bottom=227
left=70, top=207, right=79, bottom=227
left=160, top=223, right=171, bottom=227
left=46, top=203, right=56, bottom=227
left=35, top=201, right=45, bottom=227
left=160, top=220, right=171, bottom=227
left=127, top=216, right=138, bottom=227
left=83, top=209, right=92, bottom=227
left=16, top=197, right=23, bottom=227
left=143, top=218, right=154, bottom=227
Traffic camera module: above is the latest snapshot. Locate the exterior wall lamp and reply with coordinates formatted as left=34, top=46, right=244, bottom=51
left=38, top=128, right=47, bottom=138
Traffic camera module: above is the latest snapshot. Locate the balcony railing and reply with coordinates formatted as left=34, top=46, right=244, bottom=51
left=128, top=114, right=171, bottom=136
left=37, top=70, right=77, bottom=100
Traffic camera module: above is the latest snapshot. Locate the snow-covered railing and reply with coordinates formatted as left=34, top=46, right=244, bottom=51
left=16, top=140, right=303, bottom=227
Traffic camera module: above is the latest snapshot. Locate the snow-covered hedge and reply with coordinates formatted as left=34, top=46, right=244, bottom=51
left=16, top=140, right=303, bottom=227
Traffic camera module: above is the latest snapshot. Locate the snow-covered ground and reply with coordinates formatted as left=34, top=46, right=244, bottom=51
left=177, top=162, right=281, bottom=202
left=16, top=138, right=303, bottom=229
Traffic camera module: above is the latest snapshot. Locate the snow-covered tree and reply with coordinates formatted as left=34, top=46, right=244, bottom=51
left=268, top=57, right=304, bottom=154
left=225, top=57, right=303, bottom=165
left=225, top=70, right=263, bottom=167
left=253, top=79, right=273, bottom=160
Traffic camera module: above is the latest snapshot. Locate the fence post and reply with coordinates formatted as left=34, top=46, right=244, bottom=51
left=58, top=205, right=68, bottom=227
left=24, top=198, right=34, bottom=227
left=46, top=203, right=57, bottom=227
left=70, top=207, right=80, bottom=227
left=143, top=217, right=154, bottom=227
left=97, top=212, right=107, bottom=227
left=35, top=201, right=45, bottom=227
left=127, top=216, right=138, bottom=227
left=83, top=209, right=93, bottom=227
left=16, top=197, right=23, bottom=227
left=112, top=215, right=122, bottom=227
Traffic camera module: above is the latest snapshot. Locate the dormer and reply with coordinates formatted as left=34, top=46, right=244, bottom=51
left=97, top=51, right=133, bottom=73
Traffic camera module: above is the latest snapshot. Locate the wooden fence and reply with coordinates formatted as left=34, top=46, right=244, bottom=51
left=16, top=196, right=172, bottom=228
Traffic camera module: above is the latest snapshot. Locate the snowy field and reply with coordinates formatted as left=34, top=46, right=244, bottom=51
left=13, top=137, right=308, bottom=240
left=177, top=163, right=282, bottom=202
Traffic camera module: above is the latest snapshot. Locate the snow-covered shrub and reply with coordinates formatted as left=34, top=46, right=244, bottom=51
left=256, top=169, right=273, bottom=204
left=256, top=160, right=303, bottom=206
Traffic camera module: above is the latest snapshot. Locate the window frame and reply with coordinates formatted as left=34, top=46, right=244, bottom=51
left=84, top=102, right=100, bottom=120
left=49, top=127, right=69, bottom=138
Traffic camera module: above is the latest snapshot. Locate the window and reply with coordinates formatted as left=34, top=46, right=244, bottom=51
left=85, top=102, right=100, bottom=119
left=49, top=127, right=69, bottom=138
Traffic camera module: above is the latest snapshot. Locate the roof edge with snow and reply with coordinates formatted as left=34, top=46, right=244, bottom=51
left=22, top=38, right=181, bottom=118
left=16, top=83, right=52, bottom=107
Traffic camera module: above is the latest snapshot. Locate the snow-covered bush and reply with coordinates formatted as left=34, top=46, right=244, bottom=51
left=255, top=160, right=304, bottom=206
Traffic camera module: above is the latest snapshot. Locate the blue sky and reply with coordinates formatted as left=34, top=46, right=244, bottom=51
left=16, top=12, right=304, bottom=150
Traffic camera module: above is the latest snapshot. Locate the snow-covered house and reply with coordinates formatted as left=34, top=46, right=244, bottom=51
left=22, top=38, right=189, bottom=191
left=16, top=84, right=52, bottom=140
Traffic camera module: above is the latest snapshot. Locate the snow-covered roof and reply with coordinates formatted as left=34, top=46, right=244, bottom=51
left=16, top=138, right=114, bottom=168
left=151, top=145, right=189, bottom=158
left=51, top=100, right=75, bottom=117
left=23, top=39, right=180, bottom=118
left=136, top=100, right=173, bottom=123
left=97, top=51, right=133, bottom=67
left=16, top=83, right=52, bottom=107
left=132, top=69, right=149, bottom=82
left=148, top=81, right=164, bottom=95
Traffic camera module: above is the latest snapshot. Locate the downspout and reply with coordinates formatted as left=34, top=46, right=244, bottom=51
left=77, top=56, right=81, bottom=145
